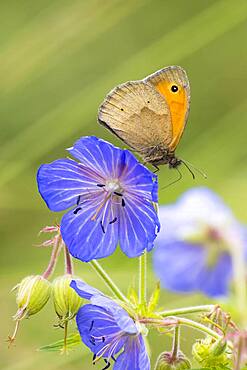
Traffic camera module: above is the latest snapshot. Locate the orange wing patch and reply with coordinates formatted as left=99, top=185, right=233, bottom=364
left=155, top=80, right=187, bottom=151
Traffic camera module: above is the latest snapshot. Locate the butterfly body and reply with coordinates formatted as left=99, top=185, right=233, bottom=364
left=98, top=66, right=190, bottom=168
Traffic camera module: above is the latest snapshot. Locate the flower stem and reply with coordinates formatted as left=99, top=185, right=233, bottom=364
left=139, top=251, right=147, bottom=306
left=159, top=304, right=215, bottom=317
left=64, top=245, right=73, bottom=275
left=42, top=238, right=62, bottom=279
left=171, top=326, right=180, bottom=360
left=90, top=260, right=129, bottom=303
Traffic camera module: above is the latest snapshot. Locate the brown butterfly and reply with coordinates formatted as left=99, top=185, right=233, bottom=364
left=98, top=66, right=190, bottom=171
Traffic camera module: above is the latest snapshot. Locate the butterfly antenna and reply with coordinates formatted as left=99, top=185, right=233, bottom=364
left=161, top=167, right=182, bottom=190
left=181, top=159, right=207, bottom=179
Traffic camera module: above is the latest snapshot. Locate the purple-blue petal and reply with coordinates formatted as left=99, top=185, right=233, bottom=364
left=119, top=196, right=160, bottom=257
left=198, top=252, right=232, bottom=297
left=68, top=136, right=125, bottom=179
left=37, top=158, right=101, bottom=212
left=70, top=279, right=103, bottom=300
left=153, top=241, right=206, bottom=293
left=61, top=199, right=119, bottom=262
left=76, top=304, right=126, bottom=357
left=114, top=335, right=150, bottom=370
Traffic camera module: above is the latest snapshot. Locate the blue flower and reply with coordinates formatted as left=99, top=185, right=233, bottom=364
left=153, top=187, right=247, bottom=298
left=71, top=279, right=150, bottom=370
left=37, top=136, right=159, bottom=262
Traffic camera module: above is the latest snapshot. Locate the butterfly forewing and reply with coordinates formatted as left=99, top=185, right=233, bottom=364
left=98, top=81, right=173, bottom=160
left=145, top=66, right=190, bottom=152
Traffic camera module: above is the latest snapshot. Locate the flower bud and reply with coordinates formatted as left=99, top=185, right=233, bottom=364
left=52, top=275, right=82, bottom=323
left=154, top=351, right=191, bottom=370
left=192, top=337, right=230, bottom=367
left=14, top=275, right=51, bottom=320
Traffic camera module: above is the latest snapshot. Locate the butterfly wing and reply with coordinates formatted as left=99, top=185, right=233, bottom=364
left=145, top=66, right=190, bottom=152
left=98, top=81, right=173, bottom=161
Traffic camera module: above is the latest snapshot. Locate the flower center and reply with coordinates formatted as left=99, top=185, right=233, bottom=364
left=105, top=179, right=123, bottom=195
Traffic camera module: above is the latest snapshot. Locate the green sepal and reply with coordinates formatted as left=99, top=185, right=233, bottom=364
left=39, top=333, right=81, bottom=352
left=147, top=281, right=160, bottom=314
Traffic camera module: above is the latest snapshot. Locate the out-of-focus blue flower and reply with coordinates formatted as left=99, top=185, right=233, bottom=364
left=71, top=280, right=150, bottom=370
left=37, top=136, right=159, bottom=262
left=153, top=187, right=247, bottom=298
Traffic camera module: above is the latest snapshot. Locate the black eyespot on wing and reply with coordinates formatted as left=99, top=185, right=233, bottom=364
left=171, top=85, right=178, bottom=93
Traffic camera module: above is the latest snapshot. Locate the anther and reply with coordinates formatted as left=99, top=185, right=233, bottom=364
left=92, top=353, right=97, bottom=363
left=121, top=198, right=126, bottom=207
left=102, top=360, right=111, bottom=370
left=73, top=207, right=82, bottom=215
left=102, top=336, right=105, bottom=342
left=100, top=221, right=106, bottom=234
left=76, top=195, right=81, bottom=205
left=109, top=217, right=117, bottom=225
left=89, top=320, right=94, bottom=332
left=114, top=191, right=122, bottom=196
left=97, top=184, right=105, bottom=187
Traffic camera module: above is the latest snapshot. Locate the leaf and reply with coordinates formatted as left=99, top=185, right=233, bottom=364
left=39, top=333, right=81, bottom=352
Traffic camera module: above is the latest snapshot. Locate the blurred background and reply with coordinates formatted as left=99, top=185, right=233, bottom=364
left=1, top=0, right=247, bottom=369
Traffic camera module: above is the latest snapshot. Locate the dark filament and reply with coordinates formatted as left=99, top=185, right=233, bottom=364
left=102, top=336, right=105, bottom=342
left=109, top=217, right=117, bottom=225
left=111, top=355, right=116, bottom=362
left=97, top=184, right=105, bottom=187
left=90, top=336, right=96, bottom=346
left=102, top=360, right=111, bottom=370
left=92, top=353, right=97, bottom=363
left=73, top=207, right=82, bottom=214
left=114, top=191, right=122, bottom=196
left=76, top=195, right=81, bottom=205
left=100, top=221, right=106, bottom=234
left=89, top=320, right=94, bottom=332
left=121, top=198, right=126, bottom=207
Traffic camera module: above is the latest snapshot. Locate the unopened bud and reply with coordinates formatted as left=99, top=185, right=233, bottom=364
left=14, top=275, right=51, bottom=320
left=154, top=351, right=191, bottom=370
left=52, top=275, right=82, bottom=323
left=192, top=337, right=230, bottom=367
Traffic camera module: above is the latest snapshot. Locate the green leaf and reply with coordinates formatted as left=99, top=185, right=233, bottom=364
left=39, top=333, right=81, bottom=352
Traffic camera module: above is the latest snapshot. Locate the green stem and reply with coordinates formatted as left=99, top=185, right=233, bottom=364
left=171, top=326, right=180, bottom=360
left=139, top=251, right=147, bottom=306
left=159, top=304, right=215, bottom=317
left=90, top=260, right=129, bottom=303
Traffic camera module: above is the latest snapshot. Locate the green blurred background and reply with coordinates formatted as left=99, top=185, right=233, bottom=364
left=1, top=0, right=247, bottom=368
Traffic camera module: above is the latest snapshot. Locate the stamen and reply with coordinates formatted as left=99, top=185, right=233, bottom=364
left=97, top=184, right=105, bottom=187
left=89, top=320, right=94, bottom=332
left=102, top=360, right=111, bottom=370
left=90, top=336, right=96, bottom=346
left=102, top=336, right=105, bottom=342
left=121, top=198, right=126, bottom=207
left=92, top=353, right=97, bottom=363
left=114, top=191, right=122, bottom=196
left=100, top=221, right=106, bottom=234
left=73, top=207, right=82, bottom=215
left=76, top=195, right=81, bottom=205
left=109, top=217, right=117, bottom=225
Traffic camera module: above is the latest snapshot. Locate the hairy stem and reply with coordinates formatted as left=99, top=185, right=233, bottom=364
left=90, top=260, right=129, bottom=303
left=64, top=245, right=73, bottom=275
left=159, top=304, right=215, bottom=317
left=139, top=251, right=147, bottom=306
left=42, top=237, right=62, bottom=279
left=171, top=326, right=180, bottom=360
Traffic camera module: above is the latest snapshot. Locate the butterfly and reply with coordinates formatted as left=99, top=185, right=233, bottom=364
left=98, top=66, right=190, bottom=171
